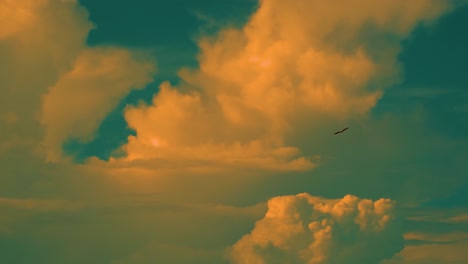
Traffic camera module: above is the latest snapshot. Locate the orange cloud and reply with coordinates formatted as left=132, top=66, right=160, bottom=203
left=118, top=0, right=453, bottom=175
left=0, top=197, right=83, bottom=212
left=0, top=0, right=92, bottom=153
left=121, top=81, right=316, bottom=172
left=385, top=232, right=468, bottom=264
left=40, top=47, right=156, bottom=162
left=228, top=193, right=403, bottom=264
left=383, top=206, right=468, bottom=264
left=1, top=0, right=157, bottom=162
left=0, top=0, right=46, bottom=39
left=394, top=241, right=468, bottom=264
left=193, top=0, right=451, bottom=120
left=114, top=243, right=221, bottom=264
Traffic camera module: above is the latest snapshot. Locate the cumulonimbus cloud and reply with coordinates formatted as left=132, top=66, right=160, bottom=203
left=1, top=0, right=457, bottom=175
left=119, top=0, right=454, bottom=172
left=228, top=193, right=404, bottom=264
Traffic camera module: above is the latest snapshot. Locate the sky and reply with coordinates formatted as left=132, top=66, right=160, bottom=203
left=0, top=0, right=467, bottom=263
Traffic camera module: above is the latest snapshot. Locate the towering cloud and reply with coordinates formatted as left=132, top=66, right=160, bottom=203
left=0, top=1, right=465, bottom=263
left=120, top=0, right=453, bottom=172
left=228, top=193, right=404, bottom=264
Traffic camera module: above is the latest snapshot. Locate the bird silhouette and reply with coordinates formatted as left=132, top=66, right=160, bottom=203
left=333, top=127, right=349, bottom=135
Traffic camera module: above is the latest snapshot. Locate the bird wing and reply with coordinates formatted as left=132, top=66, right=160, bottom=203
left=334, top=127, right=349, bottom=134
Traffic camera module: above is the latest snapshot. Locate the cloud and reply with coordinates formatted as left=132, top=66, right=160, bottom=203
left=391, top=241, right=468, bottom=264
left=228, top=193, right=404, bottom=264
left=0, top=0, right=89, bottom=149
left=113, top=243, right=222, bottom=264
left=0, top=0, right=92, bottom=115
left=404, top=206, right=468, bottom=224
left=0, top=0, right=100, bottom=197
left=191, top=0, right=452, bottom=119
left=40, top=47, right=156, bottom=162
left=0, top=197, right=83, bottom=212
left=118, top=0, right=454, bottom=174
left=113, top=203, right=266, bottom=264
left=0, top=0, right=157, bottom=162
left=383, top=206, right=468, bottom=264
left=120, top=80, right=316, bottom=172
left=0, top=192, right=266, bottom=264
left=0, top=1, right=465, bottom=262
left=0, top=0, right=93, bottom=155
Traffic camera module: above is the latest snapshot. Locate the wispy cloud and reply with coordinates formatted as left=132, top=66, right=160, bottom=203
left=384, top=206, right=468, bottom=263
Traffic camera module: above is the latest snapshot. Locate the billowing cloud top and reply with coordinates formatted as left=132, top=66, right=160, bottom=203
left=1, top=0, right=454, bottom=172
left=119, top=0, right=453, bottom=173
left=228, top=193, right=403, bottom=264
left=1, top=0, right=466, bottom=263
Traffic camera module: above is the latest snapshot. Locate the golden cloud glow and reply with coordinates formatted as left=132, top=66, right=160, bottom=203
left=228, top=193, right=403, bottom=264
left=117, top=0, right=453, bottom=175
left=0, top=0, right=465, bottom=263
left=121, top=81, right=316, bottom=172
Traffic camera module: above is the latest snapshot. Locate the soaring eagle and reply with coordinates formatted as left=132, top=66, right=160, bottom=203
left=334, top=127, right=349, bottom=135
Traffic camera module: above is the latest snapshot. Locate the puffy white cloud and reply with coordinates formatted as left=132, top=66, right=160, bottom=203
left=228, top=193, right=404, bottom=264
